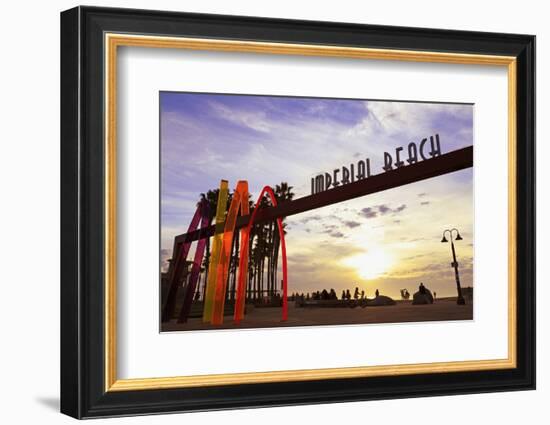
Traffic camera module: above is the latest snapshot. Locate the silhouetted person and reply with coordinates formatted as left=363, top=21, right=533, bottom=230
left=341, top=290, right=346, bottom=300
left=346, top=289, right=351, bottom=300
left=361, top=290, right=365, bottom=299
left=419, top=282, right=426, bottom=294
left=375, top=289, right=380, bottom=297
left=354, top=287, right=359, bottom=300
left=433, top=291, right=437, bottom=300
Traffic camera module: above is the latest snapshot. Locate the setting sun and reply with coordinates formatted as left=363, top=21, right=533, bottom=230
left=342, top=250, right=395, bottom=280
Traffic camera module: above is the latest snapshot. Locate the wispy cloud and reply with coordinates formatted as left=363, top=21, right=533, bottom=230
left=344, top=220, right=361, bottom=228
left=207, top=100, right=273, bottom=133
left=359, top=203, right=407, bottom=219
left=359, top=207, right=378, bottom=219
left=394, top=204, right=407, bottom=213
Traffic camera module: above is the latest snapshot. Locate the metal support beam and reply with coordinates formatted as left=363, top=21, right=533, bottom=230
left=174, top=146, right=473, bottom=245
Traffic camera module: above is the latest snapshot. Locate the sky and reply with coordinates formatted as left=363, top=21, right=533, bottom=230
left=160, top=92, right=474, bottom=299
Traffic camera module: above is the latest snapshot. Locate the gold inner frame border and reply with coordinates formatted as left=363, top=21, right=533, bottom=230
left=104, top=33, right=517, bottom=392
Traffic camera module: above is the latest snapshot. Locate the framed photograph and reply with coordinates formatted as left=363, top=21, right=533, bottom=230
left=60, top=6, right=535, bottom=419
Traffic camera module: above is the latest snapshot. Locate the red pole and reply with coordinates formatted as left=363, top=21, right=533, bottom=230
left=234, top=185, right=288, bottom=323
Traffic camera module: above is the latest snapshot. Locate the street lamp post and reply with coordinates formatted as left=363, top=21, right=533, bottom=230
left=441, top=228, right=466, bottom=305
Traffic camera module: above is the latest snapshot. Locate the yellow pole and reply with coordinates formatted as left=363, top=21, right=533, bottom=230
left=202, top=180, right=229, bottom=323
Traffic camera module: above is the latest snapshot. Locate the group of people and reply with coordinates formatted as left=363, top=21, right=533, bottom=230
left=342, top=287, right=382, bottom=300
left=290, top=289, right=338, bottom=301
left=290, top=286, right=382, bottom=302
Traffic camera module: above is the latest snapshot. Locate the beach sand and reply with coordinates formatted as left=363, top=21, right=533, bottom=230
left=162, top=298, right=473, bottom=332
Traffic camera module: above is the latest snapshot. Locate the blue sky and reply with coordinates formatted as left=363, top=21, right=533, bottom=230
left=160, top=92, right=474, bottom=299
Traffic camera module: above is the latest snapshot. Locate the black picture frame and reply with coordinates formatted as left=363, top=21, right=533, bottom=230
left=61, top=5, right=535, bottom=419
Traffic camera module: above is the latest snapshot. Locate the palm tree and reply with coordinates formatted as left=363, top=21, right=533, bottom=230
left=270, top=182, right=295, bottom=296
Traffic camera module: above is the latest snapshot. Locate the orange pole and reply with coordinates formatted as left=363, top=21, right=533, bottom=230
left=211, top=181, right=249, bottom=325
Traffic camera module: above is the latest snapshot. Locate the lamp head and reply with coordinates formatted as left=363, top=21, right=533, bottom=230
left=455, top=232, right=463, bottom=241
left=441, top=235, right=448, bottom=243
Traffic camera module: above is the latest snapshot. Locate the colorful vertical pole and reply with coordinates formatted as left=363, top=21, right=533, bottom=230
left=202, top=180, right=229, bottom=323
left=177, top=201, right=210, bottom=323
left=161, top=198, right=208, bottom=323
left=233, top=190, right=250, bottom=321
left=234, top=186, right=288, bottom=323
left=211, top=181, right=249, bottom=325
left=276, top=210, right=289, bottom=322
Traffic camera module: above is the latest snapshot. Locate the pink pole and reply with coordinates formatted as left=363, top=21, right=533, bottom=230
left=161, top=200, right=206, bottom=323
left=178, top=200, right=210, bottom=323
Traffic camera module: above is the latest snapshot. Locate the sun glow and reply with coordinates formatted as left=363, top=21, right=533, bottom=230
left=342, top=250, right=395, bottom=280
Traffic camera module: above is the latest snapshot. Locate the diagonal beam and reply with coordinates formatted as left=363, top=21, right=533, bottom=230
left=175, top=146, right=473, bottom=245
